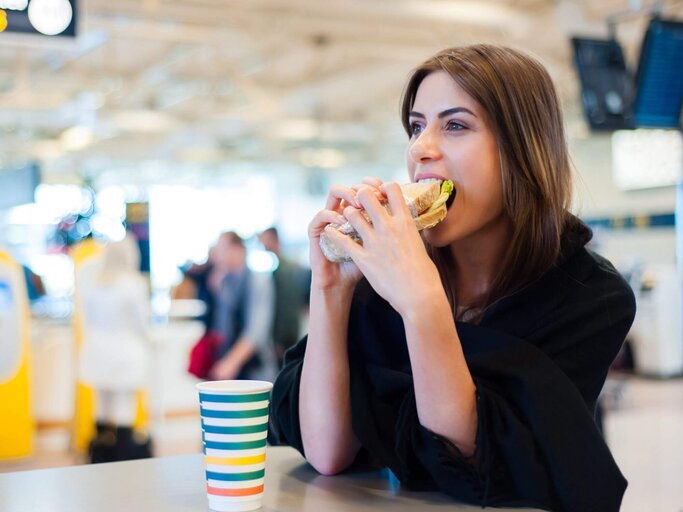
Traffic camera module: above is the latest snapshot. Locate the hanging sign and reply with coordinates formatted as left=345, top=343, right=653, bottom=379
left=0, top=0, right=77, bottom=38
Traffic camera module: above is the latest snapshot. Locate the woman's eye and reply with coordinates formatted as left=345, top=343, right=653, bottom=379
left=410, top=122, right=424, bottom=136
left=446, top=120, right=466, bottom=131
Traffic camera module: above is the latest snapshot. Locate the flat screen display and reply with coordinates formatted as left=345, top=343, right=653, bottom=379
left=571, top=37, right=634, bottom=131
left=633, top=17, right=683, bottom=128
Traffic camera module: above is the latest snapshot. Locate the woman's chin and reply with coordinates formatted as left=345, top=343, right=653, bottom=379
left=423, top=225, right=452, bottom=248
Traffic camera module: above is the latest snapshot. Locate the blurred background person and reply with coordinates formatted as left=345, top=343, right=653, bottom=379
left=21, top=264, right=46, bottom=303
left=259, top=227, right=310, bottom=367
left=173, top=244, right=216, bottom=330
left=78, top=235, right=153, bottom=463
left=207, top=231, right=277, bottom=381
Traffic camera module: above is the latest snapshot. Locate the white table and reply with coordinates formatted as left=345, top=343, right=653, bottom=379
left=0, top=447, right=542, bottom=511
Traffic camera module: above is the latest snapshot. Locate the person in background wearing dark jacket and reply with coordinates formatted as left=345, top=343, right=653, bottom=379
left=269, top=45, right=635, bottom=512
left=207, top=231, right=277, bottom=382
left=259, top=227, right=309, bottom=368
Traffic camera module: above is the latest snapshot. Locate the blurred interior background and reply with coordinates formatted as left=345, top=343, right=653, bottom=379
left=1, top=1, right=682, bottom=511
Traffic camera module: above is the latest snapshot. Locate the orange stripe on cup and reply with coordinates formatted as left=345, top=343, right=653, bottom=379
left=207, top=484, right=264, bottom=497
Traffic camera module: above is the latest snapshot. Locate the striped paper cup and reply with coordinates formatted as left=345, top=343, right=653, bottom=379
left=197, top=380, right=273, bottom=512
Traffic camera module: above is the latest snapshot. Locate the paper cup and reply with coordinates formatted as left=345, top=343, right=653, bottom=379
left=197, top=380, right=273, bottom=512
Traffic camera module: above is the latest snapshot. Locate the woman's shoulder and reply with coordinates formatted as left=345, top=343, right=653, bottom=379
left=554, top=216, right=634, bottom=305
left=560, top=243, right=635, bottom=313
left=483, top=219, right=635, bottom=338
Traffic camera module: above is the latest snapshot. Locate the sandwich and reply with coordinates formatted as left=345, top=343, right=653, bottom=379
left=320, top=179, right=455, bottom=263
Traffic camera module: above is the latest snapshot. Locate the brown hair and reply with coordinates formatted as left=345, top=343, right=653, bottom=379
left=400, top=44, right=572, bottom=321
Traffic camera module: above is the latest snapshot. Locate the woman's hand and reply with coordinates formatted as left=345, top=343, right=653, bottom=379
left=322, top=181, right=443, bottom=316
left=309, top=177, right=384, bottom=292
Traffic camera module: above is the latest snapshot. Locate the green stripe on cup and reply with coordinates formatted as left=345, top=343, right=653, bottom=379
left=199, top=392, right=270, bottom=403
left=206, top=469, right=265, bottom=481
left=202, top=422, right=268, bottom=435
left=200, top=407, right=269, bottom=419
left=204, top=439, right=267, bottom=450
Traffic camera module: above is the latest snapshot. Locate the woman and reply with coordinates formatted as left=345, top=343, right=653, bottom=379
left=79, top=235, right=152, bottom=462
left=269, top=45, right=635, bottom=512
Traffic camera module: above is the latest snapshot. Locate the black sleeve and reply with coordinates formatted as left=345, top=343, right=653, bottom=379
left=404, top=326, right=628, bottom=512
left=530, top=254, right=637, bottom=411
left=267, top=335, right=307, bottom=453
left=373, top=281, right=635, bottom=512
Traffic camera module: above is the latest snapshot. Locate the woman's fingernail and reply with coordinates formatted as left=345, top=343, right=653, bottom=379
left=337, top=215, right=347, bottom=224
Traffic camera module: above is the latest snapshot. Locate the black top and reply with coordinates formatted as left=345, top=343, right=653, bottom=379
left=269, top=218, right=636, bottom=512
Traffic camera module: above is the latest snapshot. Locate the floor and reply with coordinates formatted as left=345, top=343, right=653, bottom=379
left=603, top=376, right=683, bottom=512
left=1, top=375, right=681, bottom=512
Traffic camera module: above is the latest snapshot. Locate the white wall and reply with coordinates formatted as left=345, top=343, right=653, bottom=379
left=570, top=134, right=678, bottom=269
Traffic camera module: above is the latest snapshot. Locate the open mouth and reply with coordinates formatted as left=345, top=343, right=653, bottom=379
left=446, top=189, right=456, bottom=209
left=417, top=177, right=456, bottom=210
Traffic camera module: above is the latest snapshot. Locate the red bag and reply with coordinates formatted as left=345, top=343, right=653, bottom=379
left=188, top=331, right=223, bottom=379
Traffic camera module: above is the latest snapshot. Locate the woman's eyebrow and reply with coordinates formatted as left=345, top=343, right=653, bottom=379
left=409, top=107, right=477, bottom=119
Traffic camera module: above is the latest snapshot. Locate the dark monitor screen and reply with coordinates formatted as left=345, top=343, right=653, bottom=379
left=571, top=37, right=634, bottom=131
left=2, top=0, right=77, bottom=38
left=0, top=163, right=41, bottom=210
left=633, top=17, right=683, bottom=128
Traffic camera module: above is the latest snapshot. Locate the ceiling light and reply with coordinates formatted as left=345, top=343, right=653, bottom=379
left=60, top=125, right=93, bottom=151
left=300, top=148, right=345, bottom=169
left=403, top=1, right=528, bottom=29
left=275, top=118, right=319, bottom=141
left=0, top=1, right=28, bottom=10
left=109, top=110, right=179, bottom=133
left=28, top=0, right=72, bottom=36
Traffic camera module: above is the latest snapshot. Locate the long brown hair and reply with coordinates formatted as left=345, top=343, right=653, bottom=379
left=400, top=44, right=572, bottom=321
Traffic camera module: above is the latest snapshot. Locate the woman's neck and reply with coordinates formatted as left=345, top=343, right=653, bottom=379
left=449, top=215, right=512, bottom=307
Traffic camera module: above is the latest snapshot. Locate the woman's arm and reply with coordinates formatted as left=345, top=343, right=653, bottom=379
left=299, top=283, right=361, bottom=475
left=296, top=180, right=383, bottom=475
left=402, top=290, right=478, bottom=457
left=330, top=182, right=477, bottom=456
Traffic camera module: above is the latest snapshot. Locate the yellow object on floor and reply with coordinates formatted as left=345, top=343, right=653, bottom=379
left=0, top=251, right=34, bottom=460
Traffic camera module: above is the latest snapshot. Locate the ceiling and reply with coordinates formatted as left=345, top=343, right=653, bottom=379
left=1, top=0, right=682, bottom=185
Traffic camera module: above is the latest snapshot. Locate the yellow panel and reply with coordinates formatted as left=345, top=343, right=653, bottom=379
left=0, top=251, right=34, bottom=460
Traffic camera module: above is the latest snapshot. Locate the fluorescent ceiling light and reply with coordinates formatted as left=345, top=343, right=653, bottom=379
left=60, top=125, right=93, bottom=151
left=300, top=148, right=345, bottom=169
left=109, top=110, right=179, bottom=133
left=403, top=1, right=529, bottom=29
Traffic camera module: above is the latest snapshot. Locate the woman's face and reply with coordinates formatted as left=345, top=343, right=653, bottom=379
left=406, top=70, right=507, bottom=248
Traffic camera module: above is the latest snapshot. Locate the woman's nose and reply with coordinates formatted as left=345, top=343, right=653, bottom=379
left=408, top=127, right=441, bottom=163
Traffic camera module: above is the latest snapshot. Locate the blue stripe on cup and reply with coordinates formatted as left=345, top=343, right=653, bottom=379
left=202, top=422, right=269, bottom=434
left=206, top=469, right=266, bottom=481
left=203, top=439, right=267, bottom=450
left=200, top=407, right=269, bottom=419
left=200, top=392, right=271, bottom=403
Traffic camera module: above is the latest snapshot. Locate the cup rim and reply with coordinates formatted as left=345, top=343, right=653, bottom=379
left=196, top=380, right=273, bottom=394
